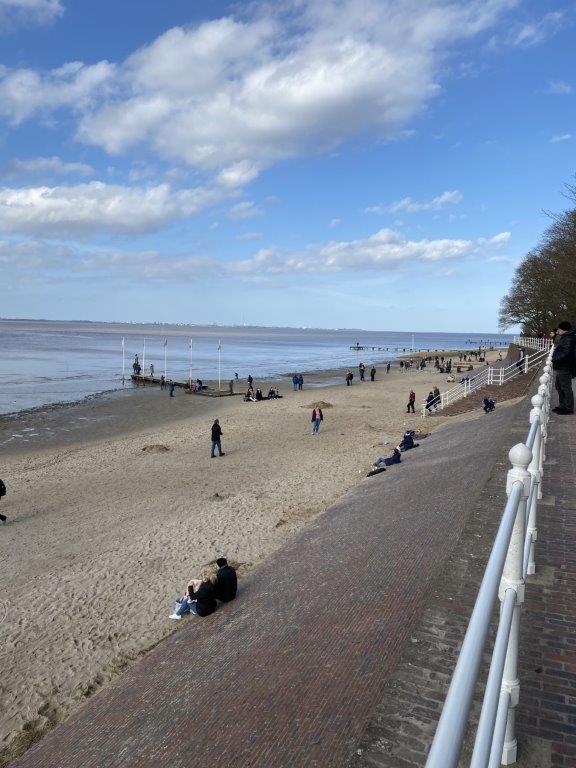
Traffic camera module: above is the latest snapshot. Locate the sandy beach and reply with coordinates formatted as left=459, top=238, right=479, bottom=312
left=0, top=351, right=502, bottom=764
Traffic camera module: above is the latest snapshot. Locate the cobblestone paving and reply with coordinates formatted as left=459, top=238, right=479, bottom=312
left=352, top=394, right=576, bottom=768
left=10, top=406, right=521, bottom=768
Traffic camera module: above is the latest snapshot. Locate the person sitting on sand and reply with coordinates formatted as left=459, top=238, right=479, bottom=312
left=170, top=566, right=218, bottom=620
left=214, top=558, right=237, bottom=603
left=256, top=388, right=263, bottom=401
left=374, top=448, right=402, bottom=468
left=483, top=396, right=496, bottom=413
left=398, top=430, right=419, bottom=452
left=244, top=386, right=256, bottom=402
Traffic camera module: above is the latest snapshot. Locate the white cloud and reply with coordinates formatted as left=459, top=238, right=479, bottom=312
left=546, top=80, right=573, bottom=95
left=228, top=200, right=263, bottom=220
left=2, top=156, right=94, bottom=177
left=329, top=218, right=341, bottom=228
left=226, top=227, right=510, bottom=275
left=0, top=181, right=228, bottom=235
left=367, top=189, right=463, bottom=214
left=0, top=1, right=519, bottom=182
left=0, top=0, right=62, bottom=27
left=0, top=60, right=114, bottom=124
left=504, top=11, right=564, bottom=48
left=550, top=133, right=572, bottom=143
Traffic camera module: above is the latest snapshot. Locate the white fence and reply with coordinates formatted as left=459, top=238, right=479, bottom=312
left=422, top=342, right=552, bottom=416
left=425, top=349, right=554, bottom=767
left=513, top=335, right=552, bottom=351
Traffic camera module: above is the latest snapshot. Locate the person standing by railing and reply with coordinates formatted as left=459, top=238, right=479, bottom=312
left=551, top=321, right=576, bottom=415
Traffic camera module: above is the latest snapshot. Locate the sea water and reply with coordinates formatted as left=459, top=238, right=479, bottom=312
left=0, top=319, right=512, bottom=414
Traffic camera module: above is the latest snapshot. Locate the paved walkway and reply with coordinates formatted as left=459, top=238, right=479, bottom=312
left=10, top=407, right=521, bottom=768
left=516, top=411, right=576, bottom=767
left=352, top=400, right=576, bottom=767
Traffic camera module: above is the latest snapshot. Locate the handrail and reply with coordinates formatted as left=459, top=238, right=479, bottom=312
left=422, top=345, right=550, bottom=416
left=424, top=347, right=554, bottom=767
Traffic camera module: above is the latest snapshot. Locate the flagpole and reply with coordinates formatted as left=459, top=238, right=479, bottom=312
left=122, top=337, right=125, bottom=385
left=142, top=338, right=146, bottom=385
left=189, top=339, right=193, bottom=389
left=164, top=339, right=167, bottom=380
left=218, top=340, right=221, bottom=391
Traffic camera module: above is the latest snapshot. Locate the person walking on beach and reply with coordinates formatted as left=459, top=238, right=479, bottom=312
left=0, top=478, right=7, bottom=523
left=311, top=405, right=324, bottom=434
left=386, top=362, right=391, bottom=374
left=433, top=386, right=440, bottom=409
left=407, top=390, right=416, bottom=413
left=399, top=360, right=405, bottom=372
left=292, top=374, right=299, bottom=391
left=551, top=321, right=576, bottom=415
left=346, top=371, right=354, bottom=386
left=298, top=374, right=304, bottom=390
left=211, top=419, right=225, bottom=457
left=248, top=374, right=253, bottom=388
left=168, top=381, right=175, bottom=397
left=160, top=375, right=166, bottom=390
left=370, top=366, right=376, bottom=382
left=149, top=363, right=154, bottom=377
left=359, top=363, right=365, bottom=381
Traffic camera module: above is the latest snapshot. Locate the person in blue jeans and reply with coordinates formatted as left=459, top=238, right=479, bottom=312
left=211, top=419, right=225, bottom=457
left=311, top=405, right=323, bottom=434
left=292, top=374, right=299, bottom=391
left=169, top=567, right=218, bottom=620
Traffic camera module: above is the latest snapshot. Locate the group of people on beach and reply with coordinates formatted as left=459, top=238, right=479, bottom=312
left=169, top=558, right=237, bottom=620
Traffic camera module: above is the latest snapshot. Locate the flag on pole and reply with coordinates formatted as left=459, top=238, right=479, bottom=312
left=163, top=338, right=168, bottom=347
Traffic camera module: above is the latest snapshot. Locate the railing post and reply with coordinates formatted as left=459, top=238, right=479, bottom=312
left=527, top=397, right=543, bottom=574
left=524, top=353, right=529, bottom=374
left=500, top=443, right=531, bottom=765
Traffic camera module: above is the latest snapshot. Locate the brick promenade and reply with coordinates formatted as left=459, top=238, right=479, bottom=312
left=10, top=407, right=521, bottom=768
left=352, top=403, right=576, bottom=766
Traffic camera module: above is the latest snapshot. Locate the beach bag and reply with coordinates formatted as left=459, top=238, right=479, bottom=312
left=0, top=479, right=6, bottom=497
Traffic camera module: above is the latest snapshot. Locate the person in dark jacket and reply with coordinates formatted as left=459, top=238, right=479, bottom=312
left=170, top=567, right=218, bottom=619
left=211, top=419, right=225, bottom=457
left=214, top=557, right=237, bottom=602
left=0, top=478, right=6, bottom=522
left=311, top=405, right=324, bottom=434
left=370, top=366, right=376, bottom=382
left=407, top=389, right=416, bottom=413
left=551, top=321, right=576, bottom=414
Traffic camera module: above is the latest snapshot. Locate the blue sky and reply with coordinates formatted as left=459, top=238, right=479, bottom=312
left=0, top=0, right=574, bottom=331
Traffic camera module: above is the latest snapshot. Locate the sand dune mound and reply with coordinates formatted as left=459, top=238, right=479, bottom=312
left=141, top=444, right=171, bottom=453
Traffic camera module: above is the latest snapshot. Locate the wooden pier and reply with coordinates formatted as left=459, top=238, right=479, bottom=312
left=130, top=375, right=242, bottom=397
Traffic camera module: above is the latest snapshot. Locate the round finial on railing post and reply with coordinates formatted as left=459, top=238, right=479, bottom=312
left=508, top=442, right=532, bottom=474
left=531, top=394, right=544, bottom=409
left=539, top=374, right=548, bottom=386
left=543, top=364, right=551, bottom=374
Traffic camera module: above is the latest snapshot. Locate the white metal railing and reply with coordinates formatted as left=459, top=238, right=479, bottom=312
left=513, top=335, right=552, bottom=351
left=425, top=349, right=554, bottom=768
left=422, top=346, right=550, bottom=416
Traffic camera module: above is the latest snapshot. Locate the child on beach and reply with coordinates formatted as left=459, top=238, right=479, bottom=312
left=311, top=405, right=324, bottom=434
